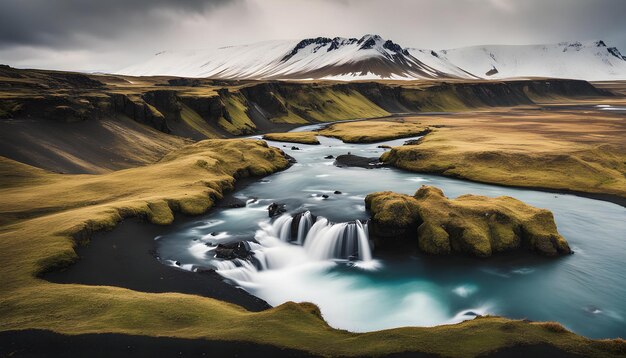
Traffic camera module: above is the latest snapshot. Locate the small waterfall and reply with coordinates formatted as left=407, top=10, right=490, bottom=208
left=356, top=220, right=372, bottom=261
left=272, top=215, right=293, bottom=242
left=303, top=218, right=371, bottom=261
left=296, top=211, right=314, bottom=244
left=270, top=211, right=314, bottom=244
left=215, top=212, right=377, bottom=285
left=270, top=212, right=373, bottom=261
left=212, top=258, right=257, bottom=282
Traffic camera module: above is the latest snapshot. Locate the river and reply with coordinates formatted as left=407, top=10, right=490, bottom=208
left=155, top=123, right=626, bottom=338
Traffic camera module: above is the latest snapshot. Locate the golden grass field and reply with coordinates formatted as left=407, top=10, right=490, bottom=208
left=380, top=109, right=626, bottom=200
left=263, top=132, right=321, bottom=144
left=263, top=105, right=626, bottom=202
left=0, top=137, right=624, bottom=357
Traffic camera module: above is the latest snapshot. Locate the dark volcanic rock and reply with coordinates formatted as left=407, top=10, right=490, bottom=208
left=165, top=78, right=202, bottom=87
left=216, top=196, right=246, bottom=208
left=110, top=93, right=170, bottom=133
left=285, top=153, right=297, bottom=164
left=180, top=95, right=229, bottom=128
left=485, top=67, right=499, bottom=76
left=382, top=40, right=403, bottom=53
left=334, top=154, right=384, bottom=169
left=324, top=155, right=334, bottom=159
left=282, top=37, right=332, bottom=61
left=403, top=139, right=421, bottom=146
left=334, top=190, right=342, bottom=195
left=239, top=83, right=289, bottom=118
left=215, top=241, right=252, bottom=260
left=290, top=211, right=317, bottom=241
left=268, top=202, right=286, bottom=217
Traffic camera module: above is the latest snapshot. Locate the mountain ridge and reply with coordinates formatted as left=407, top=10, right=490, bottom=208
left=118, top=35, right=626, bottom=81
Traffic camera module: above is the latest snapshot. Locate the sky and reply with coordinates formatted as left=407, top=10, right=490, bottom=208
left=1, top=0, right=625, bottom=72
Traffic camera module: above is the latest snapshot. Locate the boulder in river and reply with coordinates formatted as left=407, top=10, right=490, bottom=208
left=334, top=154, right=384, bottom=169
left=267, top=202, right=286, bottom=217
left=215, top=241, right=252, bottom=260
left=285, top=153, right=297, bottom=164
left=365, top=185, right=571, bottom=257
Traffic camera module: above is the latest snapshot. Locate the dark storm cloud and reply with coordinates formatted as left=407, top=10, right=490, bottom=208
left=0, top=0, right=232, bottom=48
left=1, top=0, right=625, bottom=72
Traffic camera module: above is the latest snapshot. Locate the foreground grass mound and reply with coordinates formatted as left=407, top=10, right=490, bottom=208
left=366, top=185, right=571, bottom=257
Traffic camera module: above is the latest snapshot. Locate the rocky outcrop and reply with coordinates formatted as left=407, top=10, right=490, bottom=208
left=290, top=211, right=317, bottom=241
left=267, top=202, right=286, bottom=218
left=180, top=95, right=228, bottom=126
left=109, top=93, right=170, bottom=132
left=239, top=83, right=289, bottom=119
left=214, top=241, right=252, bottom=260
left=365, top=185, right=571, bottom=257
left=142, top=90, right=182, bottom=121
left=334, top=154, right=384, bottom=169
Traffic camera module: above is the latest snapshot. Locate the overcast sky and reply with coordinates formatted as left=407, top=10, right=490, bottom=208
left=1, top=0, right=625, bottom=72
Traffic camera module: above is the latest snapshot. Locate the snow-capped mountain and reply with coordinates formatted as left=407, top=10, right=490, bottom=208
left=118, top=35, right=626, bottom=81
left=426, top=40, right=626, bottom=81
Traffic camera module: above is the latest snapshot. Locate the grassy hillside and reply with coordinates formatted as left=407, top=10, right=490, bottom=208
left=0, top=114, right=190, bottom=174
left=0, top=66, right=613, bottom=176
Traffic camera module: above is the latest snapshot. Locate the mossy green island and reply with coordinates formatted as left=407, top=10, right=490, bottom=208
left=366, top=185, right=571, bottom=257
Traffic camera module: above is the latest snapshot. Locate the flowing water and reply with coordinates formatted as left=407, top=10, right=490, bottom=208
left=156, top=123, right=626, bottom=338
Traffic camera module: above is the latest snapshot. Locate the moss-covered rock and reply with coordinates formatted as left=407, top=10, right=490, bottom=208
left=365, top=185, right=571, bottom=257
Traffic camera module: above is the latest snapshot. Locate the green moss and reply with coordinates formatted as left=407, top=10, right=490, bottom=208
left=367, top=185, right=571, bottom=257
left=400, top=87, right=469, bottom=112
left=270, top=87, right=388, bottom=123
left=220, top=93, right=257, bottom=134
left=179, top=104, right=221, bottom=138
left=271, top=111, right=309, bottom=124
left=365, top=191, right=421, bottom=226
left=417, top=222, right=451, bottom=254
